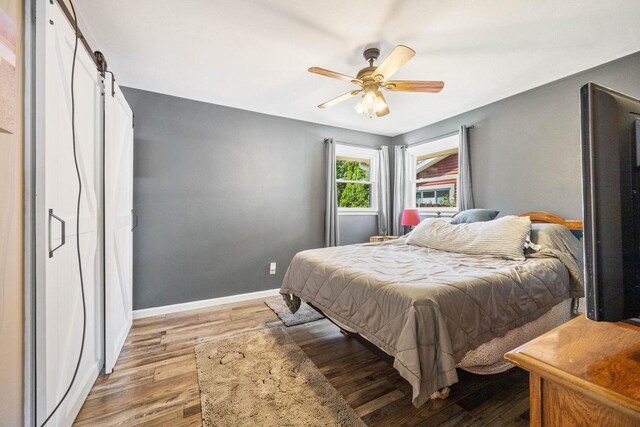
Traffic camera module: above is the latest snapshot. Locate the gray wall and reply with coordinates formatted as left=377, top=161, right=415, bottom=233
left=393, top=51, right=640, bottom=219
left=125, top=52, right=640, bottom=310
left=339, top=215, right=379, bottom=245
left=122, top=88, right=390, bottom=309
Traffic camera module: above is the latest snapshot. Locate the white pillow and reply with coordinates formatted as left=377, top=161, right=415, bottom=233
left=406, top=215, right=532, bottom=261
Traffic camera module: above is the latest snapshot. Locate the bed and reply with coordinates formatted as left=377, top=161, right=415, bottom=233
left=280, top=211, right=584, bottom=407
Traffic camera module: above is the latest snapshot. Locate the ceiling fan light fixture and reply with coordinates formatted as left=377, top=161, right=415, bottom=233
left=363, top=90, right=377, bottom=108
left=355, top=89, right=386, bottom=117
left=374, top=93, right=387, bottom=113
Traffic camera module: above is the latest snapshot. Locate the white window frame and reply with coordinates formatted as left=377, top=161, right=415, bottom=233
left=336, top=144, right=378, bottom=215
left=406, top=133, right=460, bottom=214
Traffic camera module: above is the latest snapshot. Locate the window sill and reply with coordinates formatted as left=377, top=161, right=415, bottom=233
left=417, top=208, right=458, bottom=214
left=339, top=210, right=379, bottom=216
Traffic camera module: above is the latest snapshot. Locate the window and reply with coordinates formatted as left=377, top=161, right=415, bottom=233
left=406, top=133, right=459, bottom=213
left=416, top=184, right=455, bottom=207
left=336, top=144, right=378, bottom=214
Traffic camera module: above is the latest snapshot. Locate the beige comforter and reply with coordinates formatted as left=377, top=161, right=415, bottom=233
left=280, top=237, right=583, bottom=407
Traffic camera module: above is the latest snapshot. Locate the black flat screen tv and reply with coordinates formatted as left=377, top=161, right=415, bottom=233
left=581, top=82, right=640, bottom=322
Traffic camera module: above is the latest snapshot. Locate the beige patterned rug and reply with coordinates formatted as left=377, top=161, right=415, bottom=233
left=195, top=327, right=365, bottom=427
left=264, top=296, right=324, bottom=326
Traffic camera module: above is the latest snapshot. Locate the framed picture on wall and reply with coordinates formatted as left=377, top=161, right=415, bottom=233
left=0, top=8, right=16, bottom=134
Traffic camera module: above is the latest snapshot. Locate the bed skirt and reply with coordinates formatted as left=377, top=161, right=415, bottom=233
left=324, top=298, right=573, bottom=376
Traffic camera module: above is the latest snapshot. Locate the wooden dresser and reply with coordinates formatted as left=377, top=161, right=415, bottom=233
left=505, top=315, right=640, bottom=426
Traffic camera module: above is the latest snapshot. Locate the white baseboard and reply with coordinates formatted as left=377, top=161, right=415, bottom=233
left=133, top=288, right=281, bottom=319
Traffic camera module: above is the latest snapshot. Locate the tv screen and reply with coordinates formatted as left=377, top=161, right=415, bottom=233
left=580, top=82, right=640, bottom=322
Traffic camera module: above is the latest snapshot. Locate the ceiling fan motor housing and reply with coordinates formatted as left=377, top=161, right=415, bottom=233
left=356, top=66, right=378, bottom=83
left=363, top=47, right=380, bottom=63
left=361, top=48, right=383, bottom=84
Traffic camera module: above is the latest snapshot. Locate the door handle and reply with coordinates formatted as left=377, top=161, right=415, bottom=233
left=48, top=209, right=66, bottom=258
left=131, top=209, right=138, bottom=231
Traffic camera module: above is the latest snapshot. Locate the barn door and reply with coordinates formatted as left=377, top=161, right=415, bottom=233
left=36, top=1, right=103, bottom=425
left=104, top=78, right=134, bottom=374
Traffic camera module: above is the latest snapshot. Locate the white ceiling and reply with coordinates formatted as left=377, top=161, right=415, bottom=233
left=75, top=0, right=640, bottom=137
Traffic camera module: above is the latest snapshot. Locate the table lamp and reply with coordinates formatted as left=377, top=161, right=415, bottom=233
left=401, top=209, right=421, bottom=234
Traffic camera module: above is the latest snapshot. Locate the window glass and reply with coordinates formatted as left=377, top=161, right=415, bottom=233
left=409, top=133, right=460, bottom=210
left=336, top=158, right=370, bottom=181
left=436, top=189, right=452, bottom=205
left=335, top=145, right=378, bottom=211
left=337, top=182, right=371, bottom=208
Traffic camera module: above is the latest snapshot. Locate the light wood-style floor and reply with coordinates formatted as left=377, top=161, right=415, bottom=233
left=75, top=298, right=530, bottom=426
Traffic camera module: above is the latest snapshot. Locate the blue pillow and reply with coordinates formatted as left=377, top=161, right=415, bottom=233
left=451, top=209, right=500, bottom=224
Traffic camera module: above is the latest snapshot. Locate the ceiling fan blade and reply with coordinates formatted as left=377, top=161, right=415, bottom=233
left=318, top=90, right=361, bottom=108
left=376, top=92, right=390, bottom=117
left=383, top=80, right=445, bottom=93
left=308, top=67, right=362, bottom=85
left=372, top=45, right=415, bottom=82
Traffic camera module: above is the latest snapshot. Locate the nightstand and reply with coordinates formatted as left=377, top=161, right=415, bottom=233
left=505, top=315, right=640, bottom=426
left=369, top=235, right=399, bottom=243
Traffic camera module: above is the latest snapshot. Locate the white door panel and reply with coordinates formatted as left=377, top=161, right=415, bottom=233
left=104, top=79, right=134, bottom=374
left=37, top=2, right=103, bottom=426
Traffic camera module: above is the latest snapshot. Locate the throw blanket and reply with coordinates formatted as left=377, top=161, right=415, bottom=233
left=280, top=238, right=583, bottom=407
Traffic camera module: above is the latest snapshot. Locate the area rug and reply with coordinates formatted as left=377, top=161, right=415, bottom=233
left=264, top=296, right=324, bottom=326
left=195, top=327, right=365, bottom=427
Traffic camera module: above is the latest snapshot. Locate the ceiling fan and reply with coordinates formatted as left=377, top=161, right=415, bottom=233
left=309, top=45, right=444, bottom=117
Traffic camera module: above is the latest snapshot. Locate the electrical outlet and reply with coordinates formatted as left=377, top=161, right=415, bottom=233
left=269, top=262, right=276, bottom=275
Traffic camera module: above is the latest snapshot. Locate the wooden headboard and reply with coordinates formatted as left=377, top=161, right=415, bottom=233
left=518, top=211, right=583, bottom=231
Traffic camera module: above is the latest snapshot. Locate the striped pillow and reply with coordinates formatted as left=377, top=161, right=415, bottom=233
left=406, top=215, right=532, bottom=261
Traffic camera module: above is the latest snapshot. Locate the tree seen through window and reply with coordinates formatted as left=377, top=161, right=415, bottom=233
left=336, top=159, right=371, bottom=208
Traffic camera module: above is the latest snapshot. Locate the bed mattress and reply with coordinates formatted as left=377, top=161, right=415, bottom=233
left=280, top=238, right=583, bottom=407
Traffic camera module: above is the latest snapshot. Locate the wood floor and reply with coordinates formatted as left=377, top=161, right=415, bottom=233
left=75, top=298, right=530, bottom=426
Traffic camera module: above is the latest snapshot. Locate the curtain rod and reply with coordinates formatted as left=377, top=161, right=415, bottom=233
left=331, top=139, right=384, bottom=150
left=406, top=125, right=474, bottom=148
left=329, top=123, right=475, bottom=150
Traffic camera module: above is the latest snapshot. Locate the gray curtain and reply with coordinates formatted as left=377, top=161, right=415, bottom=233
left=324, top=138, right=339, bottom=247
left=392, top=145, right=406, bottom=236
left=458, top=125, right=475, bottom=211
left=377, top=146, right=390, bottom=235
